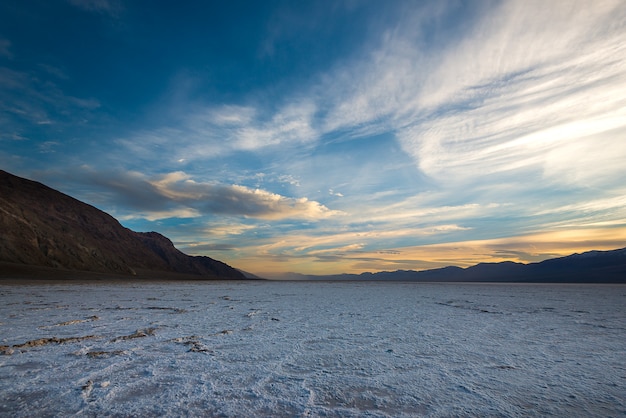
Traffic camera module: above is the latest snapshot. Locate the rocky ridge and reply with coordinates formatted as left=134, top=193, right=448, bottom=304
left=0, top=170, right=245, bottom=279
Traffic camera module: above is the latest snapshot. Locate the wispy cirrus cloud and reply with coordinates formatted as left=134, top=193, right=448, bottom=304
left=390, top=0, right=626, bottom=188
left=0, top=66, right=101, bottom=138
left=118, top=99, right=319, bottom=166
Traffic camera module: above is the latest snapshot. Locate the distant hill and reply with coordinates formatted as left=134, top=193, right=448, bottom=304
left=277, top=248, right=626, bottom=283
left=0, top=170, right=245, bottom=280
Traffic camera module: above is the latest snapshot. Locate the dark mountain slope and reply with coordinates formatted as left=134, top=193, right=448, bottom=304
left=522, top=248, right=626, bottom=282
left=0, top=170, right=245, bottom=279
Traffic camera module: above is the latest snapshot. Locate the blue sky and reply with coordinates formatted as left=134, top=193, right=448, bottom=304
left=1, top=0, right=625, bottom=277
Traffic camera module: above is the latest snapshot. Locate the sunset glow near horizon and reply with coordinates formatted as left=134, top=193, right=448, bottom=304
left=1, top=1, right=625, bottom=277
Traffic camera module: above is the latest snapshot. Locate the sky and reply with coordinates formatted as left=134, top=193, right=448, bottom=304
left=1, top=0, right=625, bottom=278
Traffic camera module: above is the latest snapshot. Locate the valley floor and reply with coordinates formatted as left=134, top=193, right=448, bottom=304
left=1, top=281, right=624, bottom=416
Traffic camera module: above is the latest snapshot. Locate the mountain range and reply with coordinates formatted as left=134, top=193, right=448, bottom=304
left=276, top=247, right=626, bottom=283
left=0, top=170, right=245, bottom=280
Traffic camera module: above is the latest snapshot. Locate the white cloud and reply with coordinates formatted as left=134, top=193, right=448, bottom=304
left=70, top=168, right=343, bottom=222
left=204, top=223, right=257, bottom=237
left=416, top=1, right=594, bottom=108
left=278, top=174, right=300, bottom=187
left=534, top=194, right=626, bottom=218
left=147, top=171, right=342, bottom=221
left=226, top=185, right=342, bottom=220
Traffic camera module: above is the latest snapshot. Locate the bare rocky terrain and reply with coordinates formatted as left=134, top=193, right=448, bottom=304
left=0, top=170, right=245, bottom=280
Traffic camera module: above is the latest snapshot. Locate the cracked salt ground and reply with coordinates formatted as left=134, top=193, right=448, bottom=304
left=0, top=282, right=625, bottom=417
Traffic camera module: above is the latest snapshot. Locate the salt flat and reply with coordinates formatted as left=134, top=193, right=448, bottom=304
left=1, top=281, right=624, bottom=417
